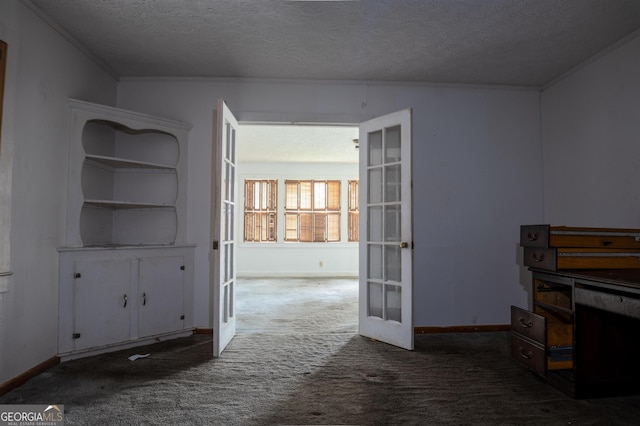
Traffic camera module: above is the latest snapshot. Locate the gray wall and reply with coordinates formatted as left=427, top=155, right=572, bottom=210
left=541, top=36, right=640, bottom=226
left=0, top=1, right=117, bottom=383
left=116, top=79, right=542, bottom=327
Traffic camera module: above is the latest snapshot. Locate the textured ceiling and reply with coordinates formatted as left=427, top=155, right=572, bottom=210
left=25, top=0, right=640, bottom=87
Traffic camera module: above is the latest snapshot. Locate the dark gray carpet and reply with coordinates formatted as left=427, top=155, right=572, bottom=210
left=1, top=278, right=639, bottom=425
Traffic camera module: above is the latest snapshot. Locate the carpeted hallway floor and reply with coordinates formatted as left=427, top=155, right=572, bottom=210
left=1, top=277, right=639, bottom=425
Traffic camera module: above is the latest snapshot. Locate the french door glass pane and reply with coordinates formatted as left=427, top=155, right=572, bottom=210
left=385, top=164, right=401, bottom=202
left=226, top=204, right=234, bottom=240
left=385, top=245, right=401, bottom=282
left=368, top=168, right=383, bottom=203
left=368, top=130, right=383, bottom=166
left=368, top=244, right=382, bottom=280
left=368, top=206, right=383, bottom=241
left=384, top=205, right=401, bottom=242
left=368, top=282, right=383, bottom=318
left=385, top=125, right=401, bottom=163
left=385, top=284, right=402, bottom=322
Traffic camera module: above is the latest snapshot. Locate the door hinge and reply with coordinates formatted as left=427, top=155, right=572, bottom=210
left=72, top=333, right=81, bottom=339
left=212, top=241, right=219, bottom=250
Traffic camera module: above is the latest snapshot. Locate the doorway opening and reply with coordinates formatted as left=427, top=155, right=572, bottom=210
left=235, top=123, right=360, bottom=336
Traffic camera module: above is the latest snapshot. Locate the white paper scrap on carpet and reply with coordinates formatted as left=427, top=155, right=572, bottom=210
left=128, top=353, right=150, bottom=361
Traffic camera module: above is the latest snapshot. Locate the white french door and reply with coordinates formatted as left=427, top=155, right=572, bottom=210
left=358, top=109, right=414, bottom=350
left=211, top=100, right=238, bottom=357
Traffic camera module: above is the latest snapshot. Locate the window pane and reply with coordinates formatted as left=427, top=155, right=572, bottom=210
left=285, top=181, right=298, bottom=209
left=300, top=181, right=312, bottom=209
left=285, top=213, right=298, bottom=241
left=368, top=282, right=383, bottom=318
left=368, top=130, right=383, bottom=166
left=300, top=213, right=312, bottom=241
left=327, top=181, right=341, bottom=210
left=348, top=212, right=359, bottom=242
left=385, top=125, right=401, bottom=163
left=368, top=244, right=382, bottom=280
left=385, top=205, right=401, bottom=242
left=368, top=206, right=383, bottom=242
left=385, top=284, right=401, bottom=322
left=348, top=180, right=359, bottom=210
left=385, top=164, right=401, bottom=202
left=384, top=245, right=401, bottom=282
left=327, top=213, right=340, bottom=242
left=313, top=213, right=326, bottom=242
left=314, top=181, right=326, bottom=209
left=368, top=168, right=383, bottom=204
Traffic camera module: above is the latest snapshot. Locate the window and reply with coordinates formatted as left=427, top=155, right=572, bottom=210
left=348, top=180, right=359, bottom=241
left=285, top=180, right=340, bottom=242
left=244, top=180, right=277, bottom=242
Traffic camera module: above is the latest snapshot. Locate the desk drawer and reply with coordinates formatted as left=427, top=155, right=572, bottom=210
left=511, top=334, right=546, bottom=374
left=520, top=224, right=640, bottom=249
left=511, top=306, right=545, bottom=343
left=575, top=286, right=640, bottom=320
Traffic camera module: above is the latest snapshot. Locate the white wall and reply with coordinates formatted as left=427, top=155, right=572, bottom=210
left=117, top=79, right=542, bottom=328
left=541, top=35, right=640, bottom=227
left=0, top=1, right=116, bottom=384
left=237, top=161, right=359, bottom=278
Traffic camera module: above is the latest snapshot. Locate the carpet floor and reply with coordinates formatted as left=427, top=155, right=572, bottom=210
left=1, top=278, right=639, bottom=425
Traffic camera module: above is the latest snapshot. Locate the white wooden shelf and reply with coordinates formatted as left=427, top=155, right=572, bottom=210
left=83, top=199, right=175, bottom=209
left=84, top=154, right=176, bottom=170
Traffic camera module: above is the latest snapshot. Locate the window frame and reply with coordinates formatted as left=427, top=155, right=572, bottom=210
left=243, top=179, right=278, bottom=242
left=284, top=179, right=341, bottom=243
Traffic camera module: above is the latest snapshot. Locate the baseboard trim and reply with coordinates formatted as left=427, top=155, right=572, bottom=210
left=0, top=356, right=60, bottom=396
left=193, top=327, right=213, bottom=335
left=415, top=324, right=510, bottom=334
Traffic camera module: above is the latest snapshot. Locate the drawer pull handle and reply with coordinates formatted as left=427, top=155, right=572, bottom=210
left=519, top=317, right=533, bottom=328
left=519, top=347, right=533, bottom=360
left=530, top=252, right=545, bottom=262
left=527, top=232, right=538, bottom=241
left=143, top=292, right=147, bottom=306
left=123, top=294, right=128, bottom=308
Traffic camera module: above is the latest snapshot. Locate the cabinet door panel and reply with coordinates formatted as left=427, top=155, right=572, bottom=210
left=73, top=259, right=132, bottom=350
left=138, top=256, right=185, bottom=337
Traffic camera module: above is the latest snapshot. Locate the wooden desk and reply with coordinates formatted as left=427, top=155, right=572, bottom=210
left=511, top=268, right=640, bottom=398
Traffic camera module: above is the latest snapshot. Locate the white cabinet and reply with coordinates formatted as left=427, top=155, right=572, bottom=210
left=58, top=247, right=194, bottom=359
left=73, top=258, right=132, bottom=351
left=59, top=100, right=195, bottom=360
left=138, top=256, right=186, bottom=337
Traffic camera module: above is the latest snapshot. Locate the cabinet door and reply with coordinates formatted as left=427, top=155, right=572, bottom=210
left=73, top=259, right=132, bottom=350
left=138, top=256, right=185, bottom=337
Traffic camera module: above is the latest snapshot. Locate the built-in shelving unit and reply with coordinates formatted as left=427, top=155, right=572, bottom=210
left=59, top=100, right=195, bottom=360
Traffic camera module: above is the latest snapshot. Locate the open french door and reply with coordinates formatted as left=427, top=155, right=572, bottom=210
left=358, top=109, right=414, bottom=350
left=211, top=100, right=238, bottom=357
